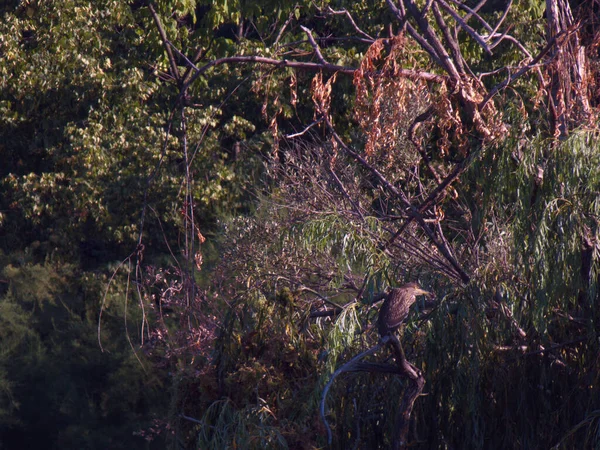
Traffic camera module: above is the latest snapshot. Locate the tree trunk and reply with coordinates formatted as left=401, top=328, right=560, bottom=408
left=545, top=0, right=592, bottom=137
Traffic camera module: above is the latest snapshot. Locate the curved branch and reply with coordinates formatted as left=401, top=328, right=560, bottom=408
left=321, top=343, right=383, bottom=444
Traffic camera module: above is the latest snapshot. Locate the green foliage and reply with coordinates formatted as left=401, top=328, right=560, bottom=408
left=0, top=253, right=168, bottom=449
left=195, top=399, right=288, bottom=449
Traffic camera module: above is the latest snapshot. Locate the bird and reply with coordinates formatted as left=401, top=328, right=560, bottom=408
left=378, top=282, right=432, bottom=337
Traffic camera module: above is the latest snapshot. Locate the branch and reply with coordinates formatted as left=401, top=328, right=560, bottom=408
left=273, top=10, right=295, bottom=48
left=320, top=332, right=428, bottom=447
left=321, top=343, right=383, bottom=444
left=297, top=285, right=345, bottom=310
left=436, top=0, right=493, bottom=55
left=324, top=6, right=375, bottom=42
left=326, top=165, right=366, bottom=221
left=503, top=337, right=586, bottom=362
left=285, top=118, right=324, bottom=138
left=323, top=119, right=470, bottom=283
left=480, top=30, right=568, bottom=109
left=300, top=26, right=329, bottom=65
left=446, top=0, right=496, bottom=32
left=179, top=414, right=203, bottom=424
left=401, top=0, right=462, bottom=79
left=173, top=41, right=442, bottom=104
left=390, top=231, right=463, bottom=281
left=387, top=334, right=425, bottom=449
left=487, top=0, right=513, bottom=38
left=385, top=0, right=445, bottom=67
left=182, top=55, right=355, bottom=96
left=432, top=2, right=467, bottom=73
left=348, top=362, right=404, bottom=373
left=148, top=4, right=181, bottom=83
left=309, top=308, right=341, bottom=318
left=489, top=33, right=533, bottom=58
left=181, top=46, right=211, bottom=85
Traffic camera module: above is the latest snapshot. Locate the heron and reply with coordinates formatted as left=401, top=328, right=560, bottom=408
left=378, top=282, right=432, bottom=337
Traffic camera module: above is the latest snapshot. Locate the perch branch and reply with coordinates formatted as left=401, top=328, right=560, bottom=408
left=321, top=343, right=383, bottom=444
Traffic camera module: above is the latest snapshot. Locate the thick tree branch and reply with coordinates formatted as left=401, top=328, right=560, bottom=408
left=321, top=343, right=383, bottom=444
left=432, top=2, right=467, bottom=73
left=385, top=0, right=444, bottom=67
left=387, top=334, right=425, bottom=449
left=402, top=0, right=462, bottom=79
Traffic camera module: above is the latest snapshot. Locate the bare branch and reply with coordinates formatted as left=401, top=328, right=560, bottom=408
left=489, top=33, right=533, bottom=59
left=174, top=39, right=444, bottom=102
left=401, top=0, right=462, bottom=78
left=300, top=25, right=328, bottom=65
left=309, top=308, right=341, bottom=318
left=487, top=0, right=513, bottom=38
left=432, top=2, right=467, bottom=73
left=480, top=30, right=568, bottom=109
left=182, top=46, right=210, bottom=85
left=148, top=4, right=181, bottom=83
left=504, top=337, right=586, bottom=362
left=182, top=54, right=355, bottom=95
left=326, top=166, right=366, bottom=221
left=436, top=0, right=493, bottom=55
left=446, top=0, right=513, bottom=37
left=297, top=285, right=345, bottom=310
left=274, top=10, right=296, bottom=48
left=321, top=343, right=383, bottom=444
left=385, top=0, right=445, bottom=67
left=285, top=118, right=324, bottom=138
left=180, top=414, right=203, bottom=425
left=422, top=0, right=436, bottom=16
left=324, top=6, right=375, bottom=42
left=322, top=116, right=471, bottom=284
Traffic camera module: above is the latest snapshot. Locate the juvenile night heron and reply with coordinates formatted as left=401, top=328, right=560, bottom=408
left=378, top=282, right=432, bottom=337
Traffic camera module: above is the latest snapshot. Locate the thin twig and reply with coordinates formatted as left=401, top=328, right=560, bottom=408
left=324, top=6, right=375, bottom=41
left=274, top=11, right=296, bottom=48
left=481, top=30, right=568, bottom=109
left=285, top=118, right=323, bottom=138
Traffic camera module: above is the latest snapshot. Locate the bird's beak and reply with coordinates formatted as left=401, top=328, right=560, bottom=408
left=416, top=288, right=433, bottom=297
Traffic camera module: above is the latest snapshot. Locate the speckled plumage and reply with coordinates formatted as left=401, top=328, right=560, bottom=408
left=378, top=282, right=430, bottom=336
